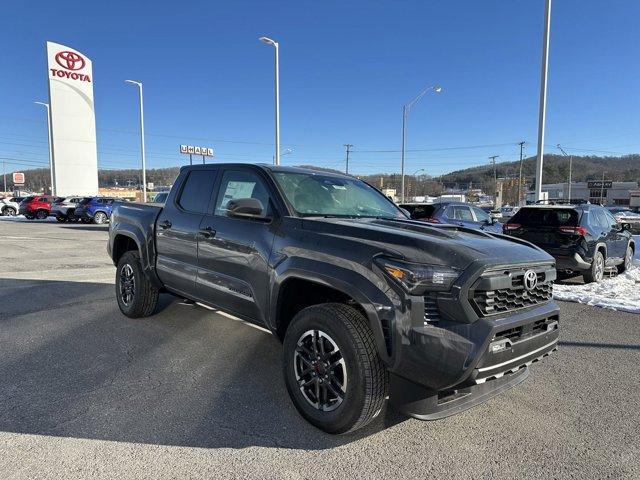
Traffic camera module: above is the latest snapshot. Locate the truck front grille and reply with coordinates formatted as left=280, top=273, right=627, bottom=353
left=470, top=267, right=553, bottom=316
left=424, top=294, right=440, bottom=325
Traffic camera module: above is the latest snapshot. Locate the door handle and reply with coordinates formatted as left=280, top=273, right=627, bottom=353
left=160, top=220, right=172, bottom=229
left=200, top=226, right=216, bottom=238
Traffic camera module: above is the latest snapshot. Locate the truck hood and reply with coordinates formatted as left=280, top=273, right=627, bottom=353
left=300, top=217, right=554, bottom=270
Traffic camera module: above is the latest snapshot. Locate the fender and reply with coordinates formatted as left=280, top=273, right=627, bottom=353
left=269, top=256, right=401, bottom=365
left=109, top=208, right=163, bottom=289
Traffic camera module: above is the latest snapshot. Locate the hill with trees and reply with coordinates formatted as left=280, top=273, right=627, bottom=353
left=5, top=154, right=640, bottom=197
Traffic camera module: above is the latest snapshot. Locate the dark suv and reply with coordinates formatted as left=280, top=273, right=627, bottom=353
left=503, top=205, right=635, bottom=282
left=399, top=202, right=503, bottom=233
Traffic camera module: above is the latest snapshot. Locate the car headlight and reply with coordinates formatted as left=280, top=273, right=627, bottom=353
left=375, top=257, right=459, bottom=294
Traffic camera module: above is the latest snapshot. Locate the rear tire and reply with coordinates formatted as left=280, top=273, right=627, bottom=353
left=94, top=211, right=107, bottom=224
left=3, top=207, right=16, bottom=216
left=617, top=244, right=634, bottom=274
left=116, top=250, right=159, bottom=318
left=584, top=250, right=605, bottom=283
left=282, top=303, right=388, bottom=434
left=35, top=209, right=48, bottom=220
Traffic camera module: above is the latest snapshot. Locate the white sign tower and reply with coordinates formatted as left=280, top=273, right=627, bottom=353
left=46, top=41, right=98, bottom=196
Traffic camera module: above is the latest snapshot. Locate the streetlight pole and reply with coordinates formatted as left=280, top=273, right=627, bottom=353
left=600, top=171, right=606, bottom=205
left=400, top=85, right=442, bottom=203
left=34, top=102, right=55, bottom=196
left=534, top=0, right=552, bottom=201
left=489, top=155, right=499, bottom=206
left=125, top=80, right=147, bottom=202
left=259, top=36, right=280, bottom=166
left=517, top=141, right=526, bottom=206
left=556, top=144, right=573, bottom=204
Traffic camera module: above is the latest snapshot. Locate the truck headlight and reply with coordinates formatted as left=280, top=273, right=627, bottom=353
left=375, top=257, right=459, bottom=294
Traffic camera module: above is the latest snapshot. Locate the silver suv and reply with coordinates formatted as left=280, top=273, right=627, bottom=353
left=52, top=197, right=84, bottom=222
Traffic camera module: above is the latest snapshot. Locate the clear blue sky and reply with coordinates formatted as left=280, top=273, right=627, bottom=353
left=1, top=0, right=639, bottom=177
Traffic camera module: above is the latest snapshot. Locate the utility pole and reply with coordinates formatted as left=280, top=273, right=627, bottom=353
left=2, top=160, right=6, bottom=193
left=344, top=144, right=353, bottom=174
left=556, top=144, right=573, bottom=204
left=534, top=0, right=552, bottom=201
left=489, top=155, right=499, bottom=206
left=600, top=171, right=606, bottom=205
left=517, top=141, right=526, bottom=206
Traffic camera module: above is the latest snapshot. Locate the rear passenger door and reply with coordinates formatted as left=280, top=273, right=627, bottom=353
left=602, top=209, right=627, bottom=261
left=446, top=205, right=476, bottom=228
left=155, top=168, right=218, bottom=296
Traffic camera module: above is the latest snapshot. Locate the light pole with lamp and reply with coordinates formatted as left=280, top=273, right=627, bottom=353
left=259, top=36, right=280, bottom=166
left=401, top=85, right=442, bottom=203
left=124, top=80, right=147, bottom=202
left=34, top=101, right=55, bottom=196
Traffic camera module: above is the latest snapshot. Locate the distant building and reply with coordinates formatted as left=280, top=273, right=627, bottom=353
left=541, top=181, right=639, bottom=205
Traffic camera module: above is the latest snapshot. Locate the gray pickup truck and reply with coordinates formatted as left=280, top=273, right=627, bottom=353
left=108, top=164, right=559, bottom=434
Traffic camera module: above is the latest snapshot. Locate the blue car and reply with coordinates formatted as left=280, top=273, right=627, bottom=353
left=400, top=201, right=503, bottom=233
left=73, top=197, right=118, bottom=224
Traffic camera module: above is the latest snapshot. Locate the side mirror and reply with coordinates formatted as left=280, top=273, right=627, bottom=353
left=226, top=198, right=266, bottom=219
left=621, top=222, right=631, bottom=231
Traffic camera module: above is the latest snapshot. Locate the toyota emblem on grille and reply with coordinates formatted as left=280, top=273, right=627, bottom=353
left=524, top=269, right=538, bottom=291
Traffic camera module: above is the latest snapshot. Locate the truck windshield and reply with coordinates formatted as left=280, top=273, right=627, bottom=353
left=273, top=171, right=405, bottom=219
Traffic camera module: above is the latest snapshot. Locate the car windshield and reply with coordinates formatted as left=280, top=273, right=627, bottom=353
left=78, top=197, right=93, bottom=205
left=510, top=207, right=579, bottom=226
left=272, top=171, right=405, bottom=219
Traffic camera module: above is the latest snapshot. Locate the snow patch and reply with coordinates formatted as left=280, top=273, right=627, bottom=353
left=0, top=215, right=58, bottom=223
left=553, top=262, right=640, bottom=314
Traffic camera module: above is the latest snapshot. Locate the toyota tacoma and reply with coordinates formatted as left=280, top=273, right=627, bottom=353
left=108, top=164, right=559, bottom=434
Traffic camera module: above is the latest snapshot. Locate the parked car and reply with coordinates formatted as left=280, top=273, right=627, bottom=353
left=500, top=205, right=520, bottom=221
left=18, top=195, right=58, bottom=219
left=109, top=164, right=559, bottom=434
left=400, top=201, right=503, bottom=233
left=74, top=197, right=118, bottom=224
left=0, top=196, right=26, bottom=216
left=51, top=196, right=84, bottom=222
left=503, top=205, right=635, bottom=282
left=610, top=209, right=640, bottom=234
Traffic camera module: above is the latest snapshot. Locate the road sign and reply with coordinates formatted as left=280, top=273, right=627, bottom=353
left=12, top=172, right=25, bottom=185
left=180, top=145, right=214, bottom=157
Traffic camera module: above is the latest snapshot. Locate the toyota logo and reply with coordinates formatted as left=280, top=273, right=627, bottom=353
left=55, top=51, right=85, bottom=71
left=524, top=269, right=538, bottom=291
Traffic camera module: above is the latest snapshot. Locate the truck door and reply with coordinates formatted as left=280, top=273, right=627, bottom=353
left=196, top=167, right=278, bottom=325
left=155, top=168, right=218, bottom=296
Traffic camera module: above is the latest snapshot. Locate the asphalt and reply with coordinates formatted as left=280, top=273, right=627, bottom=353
left=1, top=218, right=638, bottom=479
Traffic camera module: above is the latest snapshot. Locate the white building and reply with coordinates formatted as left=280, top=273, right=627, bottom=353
left=541, top=181, right=638, bottom=206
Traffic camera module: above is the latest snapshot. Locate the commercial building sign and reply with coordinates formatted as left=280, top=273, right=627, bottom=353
left=180, top=145, right=214, bottom=156
left=12, top=172, right=25, bottom=185
left=47, top=41, right=98, bottom=196
left=587, top=181, right=612, bottom=189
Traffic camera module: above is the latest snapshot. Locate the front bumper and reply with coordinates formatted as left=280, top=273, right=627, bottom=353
left=383, top=259, right=559, bottom=419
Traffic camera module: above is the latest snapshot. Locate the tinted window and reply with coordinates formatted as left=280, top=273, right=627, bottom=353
left=472, top=207, right=491, bottom=222
left=447, top=205, right=474, bottom=221
left=510, top=208, right=579, bottom=226
left=178, top=170, right=217, bottom=214
left=592, top=209, right=610, bottom=229
left=401, top=204, right=435, bottom=219
left=214, top=170, right=271, bottom=216
left=602, top=209, right=618, bottom=228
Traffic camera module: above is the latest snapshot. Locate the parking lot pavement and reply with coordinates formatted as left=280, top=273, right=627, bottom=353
left=1, top=220, right=639, bottom=479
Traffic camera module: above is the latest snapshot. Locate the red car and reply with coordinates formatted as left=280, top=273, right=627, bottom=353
left=18, top=195, right=58, bottom=219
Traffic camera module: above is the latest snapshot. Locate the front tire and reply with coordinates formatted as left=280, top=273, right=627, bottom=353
left=3, top=207, right=16, bottom=216
left=584, top=250, right=605, bottom=283
left=617, top=244, right=634, bottom=274
left=282, top=303, right=388, bottom=434
left=116, top=250, right=159, bottom=318
left=35, top=209, right=48, bottom=220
